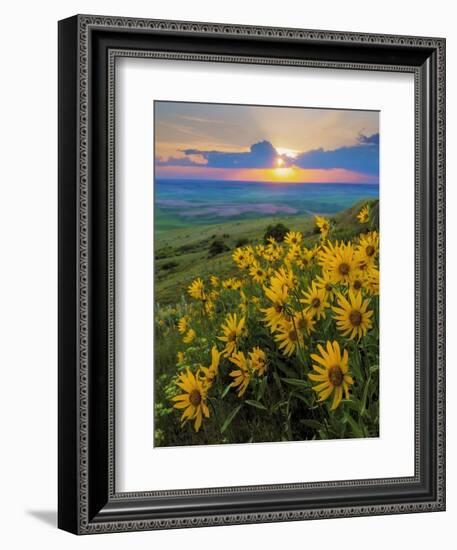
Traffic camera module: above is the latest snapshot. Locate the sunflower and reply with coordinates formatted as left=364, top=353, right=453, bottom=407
left=182, top=328, right=196, bottom=344
left=365, top=267, right=380, bottom=295
left=239, top=290, right=249, bottom=315
left=315, top=271, right=336, bottom=302
left=271, top=266, right=298, bottom=291
left=285, top=245, right=309, bottom=270
left=357, top=204, right=370, bottom=224
left=274, top=319, right=305, bottom=356
left=315, top=215, right=330, bottom=239
left=228, top=351, right=251, bottom=397
left=286, top=243, right=302, bottom=264
left=210, top=275, right=220, bottom=288
left=319, top=241, right=357, bottom=284
left=333, top=290, right=374, bottom=339
left=308, top=340, right=353, bottom=410
left=222, top=278, right=242, bottom=290
left=309, top=244, right=321, bottom=262
left=293, top=309, right=315, bottom=335
left=284, top=231, right=302, bottom=247
left=265, top=238, right=283, bottom=261
left=171, top=369, right=210, bottom=432
left=217, top=313, right=246, bottom=356
left=176, top=351, right=185, bottom=365
left=301, top=281, right=330, bottom=320
left=188, top=278, right=206, bottom=301
left=177, top=316, right=189, bottom=334
left=347, top=272, right=366, bottom=294
left=255, top=244, right=266, bottom=257
left=262, top=278, right=289, bottom=330
left=249, top=260, right=268, bottom=284
left=198, top=345, right=222, bottom=384
left=356, top=231, right=379, bottom=265
left=249, top=346, right=267, bottom=375
left=204, top=299, right=215, bottom=317
left=353, top=250, right=371, bottom=274
left=232, top=247, right=252, bottom=269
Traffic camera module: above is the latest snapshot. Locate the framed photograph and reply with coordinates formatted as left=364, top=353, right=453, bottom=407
left=58, top=14, right=446, bottom=534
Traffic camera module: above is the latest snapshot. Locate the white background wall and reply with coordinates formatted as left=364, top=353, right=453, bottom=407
left=0, top=1, right=453, bottom=548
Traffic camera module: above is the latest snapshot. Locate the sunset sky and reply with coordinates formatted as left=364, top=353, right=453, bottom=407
left=154, top=102, right=379, bottom=184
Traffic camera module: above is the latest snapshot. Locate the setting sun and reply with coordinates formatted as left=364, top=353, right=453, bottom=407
left=276, top=157, right=284, bottom=167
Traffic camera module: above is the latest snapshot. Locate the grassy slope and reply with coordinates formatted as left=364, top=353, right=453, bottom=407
left=155, top=199, right=378, bottom=305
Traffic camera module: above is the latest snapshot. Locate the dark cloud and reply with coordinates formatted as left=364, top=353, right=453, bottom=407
left=357, top=132, right=379, bottom=145
left=157, top=134, right=379, bottom=175
left=156, top=155, right=202, bottom=167
left=294, top=133, right=379, bottom=175
left=178, top=140, right=279, bottom=169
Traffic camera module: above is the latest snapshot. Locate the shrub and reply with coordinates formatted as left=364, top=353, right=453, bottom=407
left=208, top=239, right=229, bottom=257
left=235, top=237, right=250, bottom=248
left=263, top=223, right=290, bottom=243
left=161, top=261, right=179, bottom=270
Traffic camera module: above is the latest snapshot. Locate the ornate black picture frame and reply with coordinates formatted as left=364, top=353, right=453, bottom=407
left=58, top=14, right=446, bottom=534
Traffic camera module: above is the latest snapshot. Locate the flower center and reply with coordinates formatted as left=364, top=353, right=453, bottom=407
left=328, top=366, right=343, bottom=386
left=189, top=389, right=202, bottom=406
left=339, top=262, right=350, bottom=275
left=353, top=280, right=362, bottom=290
left=227, top=331, right=237, bottom=342
left=257, top=270, right=263, bottom=277
left=289, top=330, right=298, bottom=342
left=349, top=310, right=362, bottom=326
left=325, top=283, right=332, bottom=291
left=275, top=304, right=284, bottom=313
left=312, top=298, right=321, bottom=308
left=366, top=245, right=375, bottom=257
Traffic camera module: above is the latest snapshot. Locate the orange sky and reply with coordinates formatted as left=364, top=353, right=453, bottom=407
left=155, top=165, right=378, bottom=184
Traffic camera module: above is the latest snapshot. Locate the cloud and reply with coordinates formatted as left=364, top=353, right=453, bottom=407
left=178, top=140, right=279, bottom=169
left=357, top=132, right=379, bottom=145
left=157, top=133, right=379, bottom=175
left=156, top=155, right=205, bottom=167
left=294, top=133, right=379, bottom=175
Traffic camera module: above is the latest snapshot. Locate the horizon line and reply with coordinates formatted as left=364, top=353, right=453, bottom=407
left=154, top=178, right=379, bottom=185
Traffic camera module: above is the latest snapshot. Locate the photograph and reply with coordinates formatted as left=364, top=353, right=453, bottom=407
left=153, top=101, right=380, bottom=447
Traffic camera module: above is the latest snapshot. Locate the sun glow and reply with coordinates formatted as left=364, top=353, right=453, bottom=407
left=271, top=166, right=295, bottom=181
left=276, top=147, right=299, bottom=158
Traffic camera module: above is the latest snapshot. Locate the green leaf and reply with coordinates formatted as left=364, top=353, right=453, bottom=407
left=272, top=371, right=283, bottom=391
left=220, top=405, right=242, bottom=434
left=271, top=400, right=287, bottom=413
left=245, top=399, right=267, bottom=411
left=343, top=412, right=364, bottom=438
left=291, top=391, right=310, bottom=406
left=276, top=362, right=297, bottom=378
left=281, top=377, right=309, bottom=388
left=220, top=383, right=232, bottom=399
left=256, top=376, right=267, bottom=401
left=360, top=376, right=371, bottom=417
left=342, top=399, right=359, bottom=412
left=300, top=419, right=323, bottom=430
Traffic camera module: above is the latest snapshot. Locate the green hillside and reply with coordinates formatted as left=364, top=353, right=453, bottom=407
left=155, top=199, right=378, bottom=305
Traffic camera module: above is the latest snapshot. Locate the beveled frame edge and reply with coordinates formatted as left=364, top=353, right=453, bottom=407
left=58, top=14, right=445, bottom=535
left=107, top=50, right=420, bottom=501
